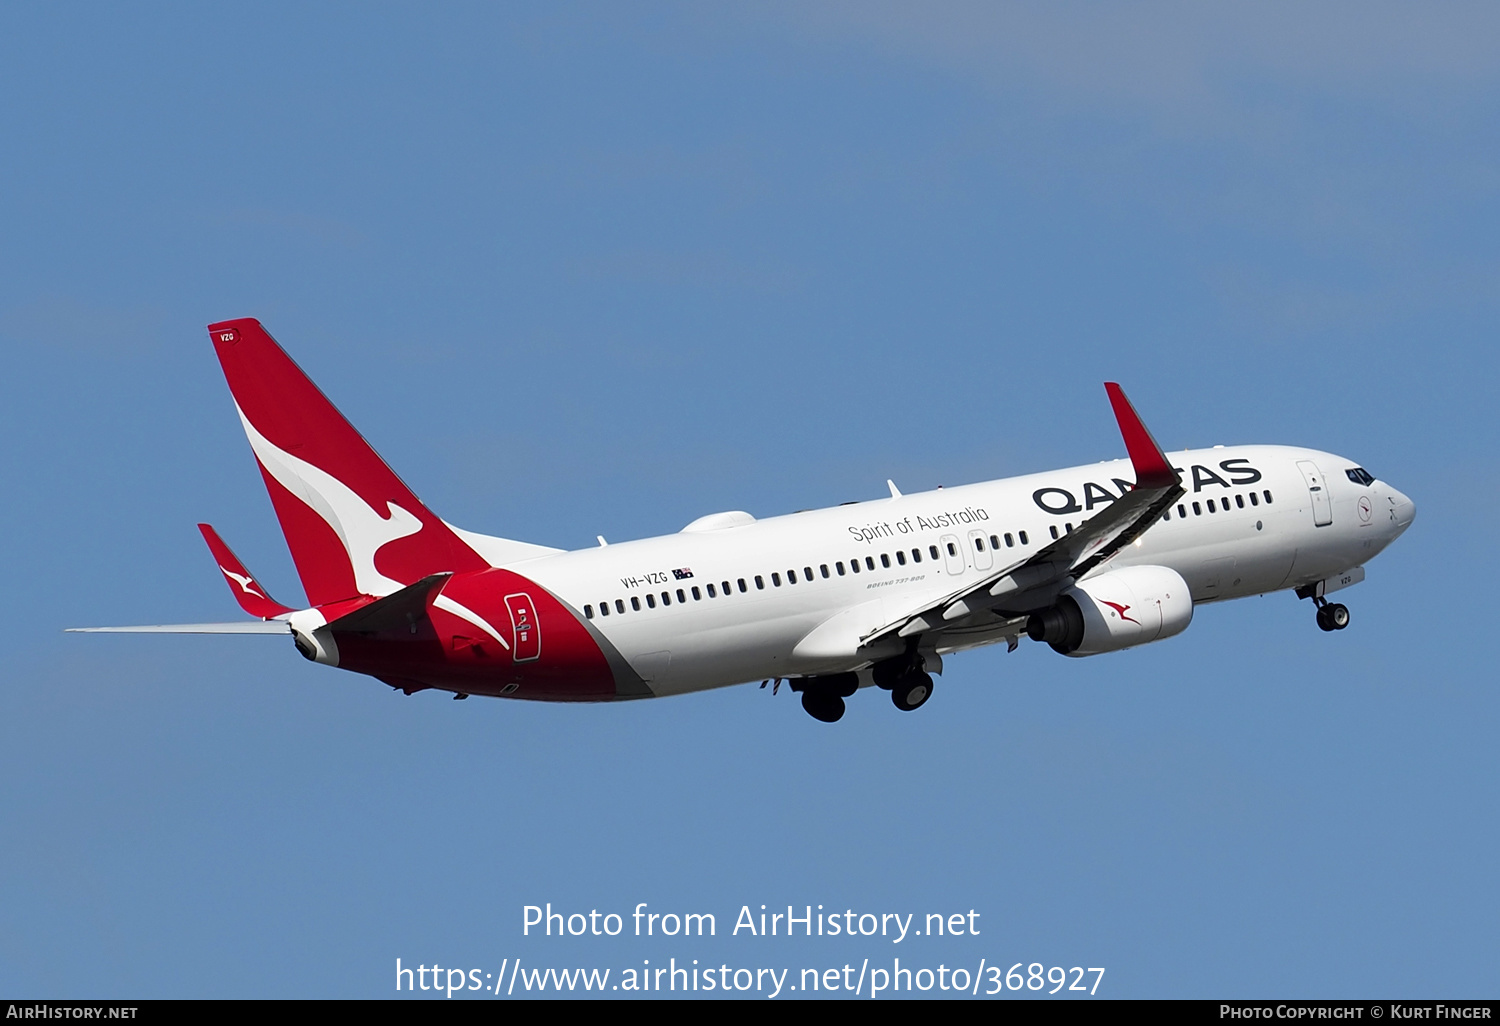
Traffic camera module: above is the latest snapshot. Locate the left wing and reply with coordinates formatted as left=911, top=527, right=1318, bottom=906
left=863, top=383, right=1184, bottom=645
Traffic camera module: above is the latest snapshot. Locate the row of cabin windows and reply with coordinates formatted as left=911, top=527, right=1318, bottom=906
left=580, top=530, right=1034, bottom=620
left=1161, top=489, right=1274, bottom=522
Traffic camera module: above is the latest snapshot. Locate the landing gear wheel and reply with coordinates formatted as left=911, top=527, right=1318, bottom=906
left=802, top=690, right=846, bottom=723
left=1327, top=603, right=1350, bottom=630
left=1316, top=606, right=1336, bottom=632
left=891, top=672, right=933, bottom=712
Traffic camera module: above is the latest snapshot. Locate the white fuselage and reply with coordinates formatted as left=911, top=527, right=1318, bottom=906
left=493, top=445, right=1414, bottom=697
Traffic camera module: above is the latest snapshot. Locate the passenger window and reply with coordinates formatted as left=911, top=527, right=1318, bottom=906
left=1163, top=511, right=1170, bottom=522
left=946, top=542, right=957, bottom=556
left=896, top=550, right=907, bottom=565
left=974, top=537, right=985, bottom=551
left=786, top=570, right=796, bottom=584
left=646, top=594, right=656, bottom=609
left=707, top=583, right=717, bottom=598
left=600, top=601, right=610, bottom=617
left=630, top=597, right=640, bottom=611
left=989, top=535, right=1000, bottom=549
left=738, top=578, right=748, bottom=593
left=1049, top=526, right=1059, bottom=540
left=851, top=559, right=861, bottom=574
left=661, top=592, right=670, bottom=606
left=1018, top=531, right=1029, bottom=545
left=1263, top=490, right=1273, bottom=503
left=755, top=575, right=765, bottom=590
left=1065, top=523, right=1073, bottom=533
left=1207, top=499, right=1216, bottom=512
left=677, top=589, right=687, bottom=603
left=820, top=564, right=830, bottom=578
left=912, top=548, right=922, bottom=563
left=1235, top=495, right=1244, bottom=509
left=692, top=586, right=700, bottom=600
left=836, top=561, right=846, bottom=576
left=771, top=573, right=781, bottom=587
left=880, top=553, right=891, bottom=568
left=1249, top=493, right=1258, bottom=506
left=584, top=604, right=594, bottom=619
left=805, top=566, right=814, bottom=581
left=866, top=556, right=876, bottom=570
left=1177, top=504, right=1187, bottom=518
left=617, top=599, right=627, bottom=614
left=1192, top=502, right=1201, bottom=515
left=1004, top=533, right=1014, bottom=547
left=929, top=545, right=940, bottom=559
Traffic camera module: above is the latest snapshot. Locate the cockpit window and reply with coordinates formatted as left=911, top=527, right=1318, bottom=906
left=1346, top=468, right=1375, bottom=486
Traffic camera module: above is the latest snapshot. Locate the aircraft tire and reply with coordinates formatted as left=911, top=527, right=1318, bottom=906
left=802, top=690, right=845, bottom=723
left=1316, top=606, right=1335, bottom=632
left=1327, top=603, right=1350, bottom=630
left=891, top=672, right=933, bottom=712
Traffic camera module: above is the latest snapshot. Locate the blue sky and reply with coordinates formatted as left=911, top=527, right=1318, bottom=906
left=1, top=2, right=1495, bottom=998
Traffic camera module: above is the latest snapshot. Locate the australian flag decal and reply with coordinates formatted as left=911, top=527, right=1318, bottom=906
left=672, top=568, right=695, bottom=580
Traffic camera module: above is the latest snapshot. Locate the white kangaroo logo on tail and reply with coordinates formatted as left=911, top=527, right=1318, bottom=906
left=235, top=405, right=510, bottom=649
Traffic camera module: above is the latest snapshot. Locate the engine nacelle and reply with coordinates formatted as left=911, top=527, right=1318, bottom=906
left=1026, top=565, right=1192, bottom=657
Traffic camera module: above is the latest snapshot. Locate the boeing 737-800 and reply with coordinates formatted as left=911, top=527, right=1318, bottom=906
left=72, top=319, right=1415, bottom=722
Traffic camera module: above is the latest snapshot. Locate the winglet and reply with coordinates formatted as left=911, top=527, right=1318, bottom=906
left=1103, top=383, right=1178, bottom=490
left=198, top=524, right=296, bottom=619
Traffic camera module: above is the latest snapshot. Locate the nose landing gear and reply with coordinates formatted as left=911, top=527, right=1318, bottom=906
left=1314, top=598, right=1350, bottom=632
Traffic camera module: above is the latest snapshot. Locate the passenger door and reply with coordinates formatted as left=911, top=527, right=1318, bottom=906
left=1296, top=460, right=1333, bottom=527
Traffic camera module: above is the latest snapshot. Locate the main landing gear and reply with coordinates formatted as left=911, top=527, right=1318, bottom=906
left=873, top=653, right=934, bottom=713
left=792, top=654, right=936, bottom=722
left=1314, top=599, right=1350, bottom=632
left=797, top=672, right=859, bottom=723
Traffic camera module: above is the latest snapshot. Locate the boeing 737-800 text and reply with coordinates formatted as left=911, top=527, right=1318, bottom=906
left=72, top=319, right=1416, bottom=722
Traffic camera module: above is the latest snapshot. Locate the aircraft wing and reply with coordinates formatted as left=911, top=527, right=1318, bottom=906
left=863, top=383, right=1185, bottom=645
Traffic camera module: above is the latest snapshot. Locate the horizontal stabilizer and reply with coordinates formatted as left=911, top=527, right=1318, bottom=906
left=67, top=621, right=291, bottom=634
left=326, top=573, right=451, bottom=634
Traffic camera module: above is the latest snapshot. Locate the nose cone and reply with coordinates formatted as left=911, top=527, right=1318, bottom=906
left=1388, top=486, right=1416, bottom=531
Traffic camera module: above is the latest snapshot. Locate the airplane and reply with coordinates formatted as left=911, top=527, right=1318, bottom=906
left=71, top=318, right=1416, bottom=722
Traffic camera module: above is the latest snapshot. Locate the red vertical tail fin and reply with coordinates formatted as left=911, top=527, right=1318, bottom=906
left=207, top=318, right=487, bottom=607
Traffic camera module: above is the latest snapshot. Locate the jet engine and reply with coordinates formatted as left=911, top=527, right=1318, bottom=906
left=1025, top=565, right=1192, bottom=657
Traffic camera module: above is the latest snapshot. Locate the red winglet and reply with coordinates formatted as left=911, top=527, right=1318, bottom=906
left=198, top=524, right=296, bottom=619
left=1104, top=383, right=1178, bottom=490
